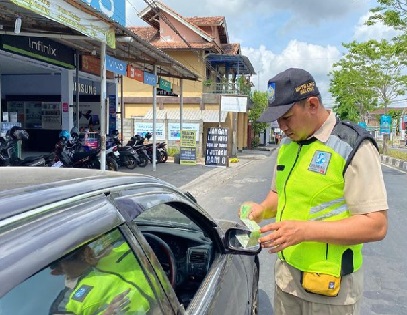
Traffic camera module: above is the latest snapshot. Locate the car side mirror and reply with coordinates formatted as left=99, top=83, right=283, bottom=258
left=224, top=228, right=261, bottom=254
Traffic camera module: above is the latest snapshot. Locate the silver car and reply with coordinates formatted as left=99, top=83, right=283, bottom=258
left=0, top=167, right=260, bottom=315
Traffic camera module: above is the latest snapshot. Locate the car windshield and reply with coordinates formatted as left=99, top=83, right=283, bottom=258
left=135, top=203, right=201, bottom=230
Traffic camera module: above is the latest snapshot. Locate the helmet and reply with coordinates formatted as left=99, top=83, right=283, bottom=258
left=70, top=127, right=79, bottom=139
left=145, top=132, right=152, bottom=140
left=59, top=130, right=70, bottom=141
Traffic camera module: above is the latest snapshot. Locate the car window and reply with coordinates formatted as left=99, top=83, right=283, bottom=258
left=0, top=229, right=163, bottom=315
left=133, top=202, right=216, bottom=310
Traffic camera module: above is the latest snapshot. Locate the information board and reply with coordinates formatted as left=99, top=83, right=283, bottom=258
left=205, top=127, right=228, bottom=167
left=180, top=130, right=196, bottom=165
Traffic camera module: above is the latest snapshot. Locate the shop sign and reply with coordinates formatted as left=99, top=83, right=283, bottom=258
left=81, top=55, right=114, bottom=79
left=10, top=0, right=116, bottom=48
left=106, top=55, right=127, bottom=75
left=127, top=65, right=144, bottom=82
left=157, top=89, right=178, bottom=97
left=159, top=78, right=171, bottom=92
left=79, top=0, right=126, bottom=27
left=205, top=127, right=229, bottom=167
left=168, top=123, right=200, bottom=141
left=380, top=115, right=392, bottom=134
left=144, top=72, right=157, bottom=86
left=0, top=35, right=75, bottom=69
left=221, top=95, right=248, bottom=112
left=134, top=122, right=165, bottom=140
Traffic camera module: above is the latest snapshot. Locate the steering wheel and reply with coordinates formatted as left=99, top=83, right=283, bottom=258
left=143, top=233, right=177, bottom=288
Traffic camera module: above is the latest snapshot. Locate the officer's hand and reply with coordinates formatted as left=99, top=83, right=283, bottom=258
left=103, top=289, right=131, bottom=315
left=247, top=203, right=266, bottom=223
left=258, top=220, right=305, bottom=253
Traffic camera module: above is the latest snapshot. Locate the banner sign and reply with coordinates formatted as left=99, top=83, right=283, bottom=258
left=205, top=127, right=228, bottom=167
left=106, top=55, right=127, bottom=75
left=134, top=122, right=165, bottom=140
left=168, top=123, right=200, bottom=141
left=380, top=115, right=392, bottom=134
left=0, top=35, right=75, bottom=69
left=81, top=55, right=114, bottom=79
left=79, top=0, right=126, bottom=27
left=221, top=95, right=248, bottom=112
left=144, top=72, right=157, bottom=86
left=180, top=130, right=196, bottom=165
left=159, top=78, right=171, bottom=92
left=127, top=65, right=144, bottom=82
left=10, top=0, right=116, bottom=48
left=109, top=95, right=116, bottom=135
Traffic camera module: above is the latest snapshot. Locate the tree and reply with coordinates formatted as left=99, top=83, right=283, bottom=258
left=329, top=39, right=407, bottom=153
left=367, top=0, right=407, bottom=30
left=249, top=91, right=268, bottom=147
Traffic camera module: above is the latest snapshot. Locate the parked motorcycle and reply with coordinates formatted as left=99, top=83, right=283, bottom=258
left=127, top=134, right=168, bottom=163
left=54, top=130, right=118, bottom=171
left=108, top=132, right=148, bottom=169
left=0, top=127, right=46, bottom=167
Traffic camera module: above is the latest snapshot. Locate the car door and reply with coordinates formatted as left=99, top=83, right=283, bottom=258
left=113, top=186, right=254, bottom=315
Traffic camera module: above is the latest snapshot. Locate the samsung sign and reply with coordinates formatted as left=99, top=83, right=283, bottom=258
left=80, top=0, right=126, bottom=27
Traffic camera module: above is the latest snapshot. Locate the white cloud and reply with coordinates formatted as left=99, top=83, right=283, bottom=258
left=243, top=41, right=341, bottom=107
left=353, top=12, right=400, bottom=42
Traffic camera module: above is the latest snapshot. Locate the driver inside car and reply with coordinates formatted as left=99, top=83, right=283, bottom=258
left=49, top=234, right=155, bottom=315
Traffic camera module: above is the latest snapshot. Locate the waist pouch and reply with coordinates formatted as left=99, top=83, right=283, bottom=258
left=301, top=271, right=341, bottom=297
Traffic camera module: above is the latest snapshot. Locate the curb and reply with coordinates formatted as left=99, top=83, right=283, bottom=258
left=381, top=155, right=407, bottom=172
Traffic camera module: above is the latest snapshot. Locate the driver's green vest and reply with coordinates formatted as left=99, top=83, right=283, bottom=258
left=275, top=120, right=377, bottom=277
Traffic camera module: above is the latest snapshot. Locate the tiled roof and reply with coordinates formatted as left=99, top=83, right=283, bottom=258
left=185, top=16, right=225, bottom=26
left=143, top=109, right=227, bottom=122
left=128, top=26, right=159, bottom=41
left=221, top=43, right=240, bottom=55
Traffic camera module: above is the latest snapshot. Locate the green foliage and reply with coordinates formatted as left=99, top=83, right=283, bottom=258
left=387, top=148, right=407, bottom=161
left=329, top=39, right=407, bottom=120
left=167, top=146, right=180, bottom=157
left=367, top=1, right=407, bottom=29
left=237, top=76, right=252, bottom=95
left=249, top=91, right=268, bottom=136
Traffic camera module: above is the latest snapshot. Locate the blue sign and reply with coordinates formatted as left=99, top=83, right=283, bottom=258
left=106, top=55, right=126, bottom=75
left=380, top=115, right=392, bottom=134
left=144, top=72, right=157, bottom=86
left=79, top=0, right=126, bottom=27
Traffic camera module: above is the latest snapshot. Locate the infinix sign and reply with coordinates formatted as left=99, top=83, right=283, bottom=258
left=28, top=38, right=57, bottom=57
left=0, top=35, right=75, bottom=69
left=80, top=0, right=126, bottom=26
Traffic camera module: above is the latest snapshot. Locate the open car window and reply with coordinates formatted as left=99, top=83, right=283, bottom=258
left=133, top=202, right=216, bottom=310
left=0, top=229, right=164, bottom=315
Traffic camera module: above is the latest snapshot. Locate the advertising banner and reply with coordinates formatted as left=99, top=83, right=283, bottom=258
left=220, top=95, right=248, bottom=112
left=168, top=123, right=200, bottom=141
left=380, top=115, right=392, bottom=134
left=127, top=65, right=144, bottom=82
left=10, top=0, right=116, bottom=48
left=144, top=72, right=157, bottom=86
left=180, top=130, right=196, bottom=165
left=106, top=55, right=127, bottom=75
left=205, top=127, right=228, bottom=167
left=159, top=78, right=171, bottom=92
left=0, top=35, right=75, bottom=69
left=79, top=0, right=126, bottom=27
left=134, top=122, right=165, bottom=140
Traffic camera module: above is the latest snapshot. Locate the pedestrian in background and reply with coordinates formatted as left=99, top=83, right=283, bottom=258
left=245, top=68, right=388, bottom=314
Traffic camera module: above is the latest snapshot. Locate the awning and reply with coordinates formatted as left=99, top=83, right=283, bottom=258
left=142, top=109, right=227, bottom=122
left=206, top=53, right=255, bottom=75
left=0, top=0, right=199, bottom=80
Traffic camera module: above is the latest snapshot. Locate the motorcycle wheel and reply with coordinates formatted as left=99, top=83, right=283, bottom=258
left=124, top=156, right=137, bottom=169
left=106, top=157, right=119, bottom=171
left=162, top=151, right=168, bottom=163
left=137, top=156, right=148, bottom=168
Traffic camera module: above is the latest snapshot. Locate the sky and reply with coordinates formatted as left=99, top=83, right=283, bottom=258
left=125, top=0, right=400, bottom=108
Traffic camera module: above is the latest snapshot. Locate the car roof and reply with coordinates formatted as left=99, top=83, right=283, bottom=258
left=0, top=167, right=172, bottom=220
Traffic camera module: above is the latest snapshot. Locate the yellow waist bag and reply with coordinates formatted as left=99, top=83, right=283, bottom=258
left=301, top=272, right=341, bottom=297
